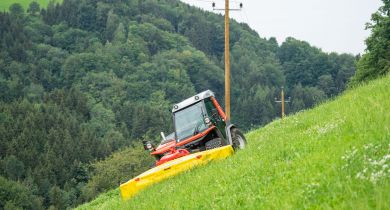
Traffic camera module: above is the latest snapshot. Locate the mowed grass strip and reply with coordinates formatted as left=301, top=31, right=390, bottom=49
left=0, top=0, right=62, bottom=11
left=77, top=75, right=390, bottom=210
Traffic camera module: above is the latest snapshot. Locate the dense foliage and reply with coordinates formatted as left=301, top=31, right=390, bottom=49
left=351, top=0, right=390, bottom=84
left=0, top=0, right=356, bottom=209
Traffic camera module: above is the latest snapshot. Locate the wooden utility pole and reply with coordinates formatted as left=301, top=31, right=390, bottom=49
left=275, top=87, right=291, bottom=119
left=213, top=1, right=242, bottom=122
left=224, top=0, right=230, bottom=121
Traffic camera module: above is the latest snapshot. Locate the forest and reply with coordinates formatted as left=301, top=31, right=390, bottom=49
left=0, top=0, right=376, bottom=209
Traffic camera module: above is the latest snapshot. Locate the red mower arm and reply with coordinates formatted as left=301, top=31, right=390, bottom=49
left=211, top=97, right=226, bottom=121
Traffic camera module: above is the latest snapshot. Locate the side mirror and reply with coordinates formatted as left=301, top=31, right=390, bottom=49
left=142, top=140, right=155, bottom=151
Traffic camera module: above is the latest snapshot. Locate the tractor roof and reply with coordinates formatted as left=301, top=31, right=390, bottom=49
left=172, top=90, right=215, bottom=113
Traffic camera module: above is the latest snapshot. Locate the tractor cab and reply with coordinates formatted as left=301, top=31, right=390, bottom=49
left=143, top=90, right=246, bottom=166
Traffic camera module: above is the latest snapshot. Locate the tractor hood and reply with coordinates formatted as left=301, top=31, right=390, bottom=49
left=151, top=140, right=176, bottom=155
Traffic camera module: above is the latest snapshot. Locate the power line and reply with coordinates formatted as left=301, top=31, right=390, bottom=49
left=242, top=7, right=251, bottom=25
left=212, top=1, right=242, bottom=11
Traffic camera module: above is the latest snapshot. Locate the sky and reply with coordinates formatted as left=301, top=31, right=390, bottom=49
left=180, top=0, right=383, bottom=55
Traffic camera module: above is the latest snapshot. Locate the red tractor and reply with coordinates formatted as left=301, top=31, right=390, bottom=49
left=143, top=90, right=246, bottom=166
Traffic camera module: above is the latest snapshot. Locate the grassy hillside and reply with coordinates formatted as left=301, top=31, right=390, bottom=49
left=0, top=0, right=62, bottom=11
left=79, top=74, right=390, bottom=209
left=76, top=75, right=390, bottom=209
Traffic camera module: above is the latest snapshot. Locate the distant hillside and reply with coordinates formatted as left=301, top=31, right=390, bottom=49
left=77, top=74, right=390, bottom=210
left=0, top=0, right=62, bottom=11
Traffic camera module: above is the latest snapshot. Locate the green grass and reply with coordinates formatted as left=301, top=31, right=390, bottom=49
left=0, top=0, right=62, bottom=12
left=77, top=75, right=390, bottom=209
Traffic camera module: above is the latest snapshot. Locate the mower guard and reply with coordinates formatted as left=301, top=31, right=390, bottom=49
left=119, top=145, right=234, bottom=200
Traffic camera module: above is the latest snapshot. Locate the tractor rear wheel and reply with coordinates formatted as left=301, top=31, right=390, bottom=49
left=231, top=128, right=246, bottom=150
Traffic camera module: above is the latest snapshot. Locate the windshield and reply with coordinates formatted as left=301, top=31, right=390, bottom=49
left=174, top=102, right=207, bottom=141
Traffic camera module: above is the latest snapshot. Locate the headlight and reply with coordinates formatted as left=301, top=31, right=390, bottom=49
left=204, top=117, right=211, bottom=125
left=143, top=140, right=154, bottom=151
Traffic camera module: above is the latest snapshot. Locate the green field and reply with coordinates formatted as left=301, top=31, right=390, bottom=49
left=0, top=0, right=62, bottom=11
left=77, top=75, right=390, bottom=209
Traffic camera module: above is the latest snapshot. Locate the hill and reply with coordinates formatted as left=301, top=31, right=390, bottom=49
left=0, top=0, right=356, bottom=209
left=77, top=75, right=390, bottom=209
left=0, top=0, right=62, bottom=11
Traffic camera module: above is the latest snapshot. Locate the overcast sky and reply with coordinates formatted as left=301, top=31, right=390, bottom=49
left=181, top=0, right=383, bottom=55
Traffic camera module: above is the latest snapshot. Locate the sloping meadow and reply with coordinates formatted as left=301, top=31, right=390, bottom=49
left=77, top=75, right=390, bottom=209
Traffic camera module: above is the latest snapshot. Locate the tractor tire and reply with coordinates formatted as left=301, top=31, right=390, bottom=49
left=231, top=128, right=247, bottom=150
left=205, top=138, right=223, bottom=150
